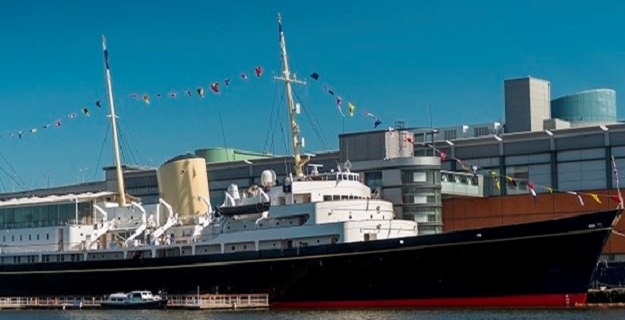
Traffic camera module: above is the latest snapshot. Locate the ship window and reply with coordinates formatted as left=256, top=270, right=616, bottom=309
left=37, top=234, right=40, bottom=240
left=324, top=195, right=332, bottom=201
left=47, top=234, right=49, bottom=240
left=29, top=235, right=31, bottom=241
left=231, top=246, right=235, bottom=251
left=333, top=195, right=340, bottom=200
left=243, top=245, right=247, bottom=249
left=11, top=236, right=14, bottom=242
left=2, top=236, right=4, bottom=242
left=19, top=235, right=22, bottom=241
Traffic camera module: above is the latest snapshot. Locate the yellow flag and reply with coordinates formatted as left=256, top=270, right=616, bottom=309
left=590, top=194, right=602, bottom=204
left=348, top=102, right=356, bottom=117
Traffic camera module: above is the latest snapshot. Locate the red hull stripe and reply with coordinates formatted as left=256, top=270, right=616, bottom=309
left=271, top=293, right=587, bottom=308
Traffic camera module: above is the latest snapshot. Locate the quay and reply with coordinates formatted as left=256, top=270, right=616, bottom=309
left=0, top=293, right=269, bottom=310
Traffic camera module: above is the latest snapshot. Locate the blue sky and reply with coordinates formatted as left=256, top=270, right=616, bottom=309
left=1, top=0, right=625, bottom=190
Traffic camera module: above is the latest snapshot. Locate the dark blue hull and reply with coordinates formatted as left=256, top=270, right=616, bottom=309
left=0, top=209, right=620, bottom=307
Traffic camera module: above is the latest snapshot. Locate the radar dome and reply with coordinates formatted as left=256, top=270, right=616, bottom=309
left=261, top=170, right=277, bottom=188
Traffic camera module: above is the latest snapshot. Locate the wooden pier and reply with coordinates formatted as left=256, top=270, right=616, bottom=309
left=0, top=293, right=269, bottom=310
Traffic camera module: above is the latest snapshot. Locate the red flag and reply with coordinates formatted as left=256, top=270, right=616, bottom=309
left=611, top=195, right=621, bottom=203
left=439, top=151, right=447, bottom=161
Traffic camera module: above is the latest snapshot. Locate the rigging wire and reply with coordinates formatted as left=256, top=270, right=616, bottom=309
left=277, top=98, right=292, bottom=177
left=92, top=124, right=110, bottom=181
left=270, top=91, right=285, bottom=155
left=292, top=88, right=333, bottom=152
left=0, top=168, right=8, bottom=193
left=117, top=122, right=139, bottom=166
left=0, top=152, right=26, bottom=189
left=262, top=80, right=281, bottom=154
left=121, top=115, right=146, bottom=166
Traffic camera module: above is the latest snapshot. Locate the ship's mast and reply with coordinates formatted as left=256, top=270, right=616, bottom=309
left=102, top=35, right=127, bottom=206
left=274, top=13, right=308, bottom=177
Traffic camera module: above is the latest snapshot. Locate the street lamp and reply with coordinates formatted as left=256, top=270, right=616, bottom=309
left=41, top=172, right=54, bottom=188
left=77, top=167, right=88, bottom=183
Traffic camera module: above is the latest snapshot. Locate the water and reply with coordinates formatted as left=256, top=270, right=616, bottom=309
left=1, top=309, right=624, bottom=320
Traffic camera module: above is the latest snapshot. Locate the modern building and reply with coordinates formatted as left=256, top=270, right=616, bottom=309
left=551, top=88, right=617, bottom=127
left=426, top=123, right=625, bottom=260
left=504, top=77, right=551, bottom=133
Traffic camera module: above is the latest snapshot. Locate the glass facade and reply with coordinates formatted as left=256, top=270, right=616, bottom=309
left=551, top=89, right=616, bottom=125
left=0, top=202, right=92, bottom=229
left=400, top=169, right=442, bottom=234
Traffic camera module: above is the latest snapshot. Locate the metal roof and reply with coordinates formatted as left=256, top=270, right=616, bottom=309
left=0, top=191, right=115, bottom=208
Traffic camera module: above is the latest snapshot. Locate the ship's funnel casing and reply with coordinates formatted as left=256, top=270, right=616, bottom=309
left=157, top=155, right=210, bottom=222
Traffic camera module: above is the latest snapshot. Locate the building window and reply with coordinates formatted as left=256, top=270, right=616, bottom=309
left=401, top=169, right=439, bottom=184
left=364, top=171, right=382, bottom=189
left=474, top=127, right=489, bottom=137
left=444, top=130, right=457, bottom=140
